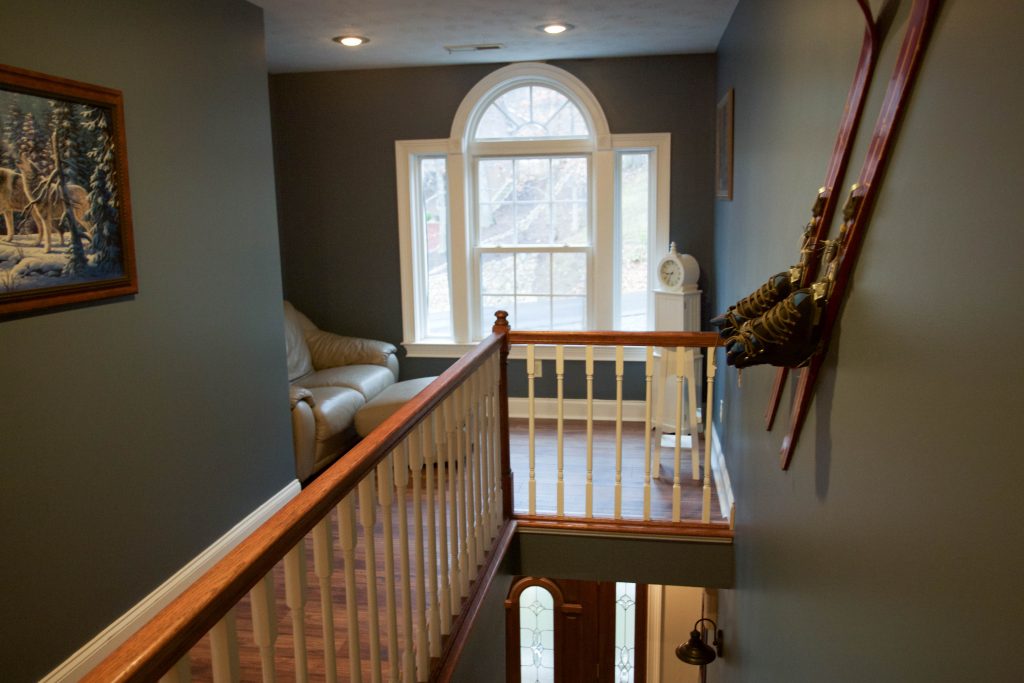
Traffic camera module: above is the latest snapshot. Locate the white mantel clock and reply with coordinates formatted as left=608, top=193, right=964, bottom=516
left=654, top=242, right=701, bottom=330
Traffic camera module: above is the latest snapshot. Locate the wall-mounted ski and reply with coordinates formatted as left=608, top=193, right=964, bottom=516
left=763, top=0, right=878, bottom=431
left=779, top=0, right=941, bottom=469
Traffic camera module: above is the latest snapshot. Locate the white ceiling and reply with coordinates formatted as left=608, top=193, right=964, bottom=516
left=250, top=0, right=739, bottom=73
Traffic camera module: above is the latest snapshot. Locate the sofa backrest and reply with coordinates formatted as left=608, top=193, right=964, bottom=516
left=283, top=301, right=314, bottom=382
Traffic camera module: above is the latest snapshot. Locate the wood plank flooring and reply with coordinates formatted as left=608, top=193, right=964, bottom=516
left=183, top=419, right=722, bottom=681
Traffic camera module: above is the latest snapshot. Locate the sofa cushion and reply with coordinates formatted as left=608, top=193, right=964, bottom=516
left=305, top=386, right=365, bottom=442
left=283, top=301, right=314, bottom=381
left=295, top=364, right=396, bottom=401
left=355, top=376, right=436, bottom=437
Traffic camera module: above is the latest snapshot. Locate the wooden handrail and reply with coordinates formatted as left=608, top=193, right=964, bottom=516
left=84, top=333, right=506, bottom=683
left=507, top=329, right=723, bottom=348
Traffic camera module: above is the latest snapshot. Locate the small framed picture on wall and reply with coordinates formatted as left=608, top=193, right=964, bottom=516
left=715, top=88, right=734, bottom=200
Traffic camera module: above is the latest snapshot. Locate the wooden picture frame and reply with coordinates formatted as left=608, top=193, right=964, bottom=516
left=715, top=88, right=734, bottom=200
left=0, top=64, right=136, bottom=317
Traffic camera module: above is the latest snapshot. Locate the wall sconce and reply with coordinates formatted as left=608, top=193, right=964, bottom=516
left=675, top=617, right=724, bottom=666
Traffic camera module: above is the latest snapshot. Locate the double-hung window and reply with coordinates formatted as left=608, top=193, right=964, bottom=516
left=396, top=63, right=670, bottom=357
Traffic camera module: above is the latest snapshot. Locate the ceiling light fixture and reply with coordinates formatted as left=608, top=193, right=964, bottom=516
left=539, top=23, right=574, bottom=35
left=333, top=35, right=369, bottom=47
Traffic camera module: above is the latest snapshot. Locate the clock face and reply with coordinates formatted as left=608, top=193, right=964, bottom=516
left=659, top=260, right=683, bottom=288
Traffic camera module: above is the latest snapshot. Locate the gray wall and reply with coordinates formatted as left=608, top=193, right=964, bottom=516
left=269, top=55, right=717, bottom=382
left=0, top=1, right=293, bottom=679
left=713, top=1, right=1024, bottom=681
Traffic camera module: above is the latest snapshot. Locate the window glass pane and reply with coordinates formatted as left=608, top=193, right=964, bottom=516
left=419, top=157, right=451, bottom=339
left=481, top=252, right=514, bottom=294
left=614, top=582, right=637, bottom=683
left=551, top=158, right=587, bottom=201
left=516, top=295, right=550, bottom=330
left=479, top=159, right=514, bottom=203
left=551, top=297, right=586, bottom=330
left=552, top=201, right=588, bottom=246
left=618, top=152, right=651, bottom=330
left=516, top=158, right=550, bottom=201
left=516, top=202, right=553, bottom=244
left=519, top=586, right=555, bottom=683
left=479, top=202, right=514, bottom=247
left=551, top=253, right=586, bottom=295
left=475, top=85, right=590, bottom=140
left=515, top=253, right=551, bottom=295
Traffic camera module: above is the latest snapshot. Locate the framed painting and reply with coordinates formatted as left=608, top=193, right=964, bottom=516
left=715, top=88, right=734, bottom=200
left=0, top=63, right=136, bottom=317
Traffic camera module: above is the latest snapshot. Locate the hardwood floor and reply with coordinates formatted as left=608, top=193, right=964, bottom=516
left=184, top=419, right=722, bottom=681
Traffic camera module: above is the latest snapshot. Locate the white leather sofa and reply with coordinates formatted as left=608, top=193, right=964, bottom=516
left=284, top=301, right=398, bottom=482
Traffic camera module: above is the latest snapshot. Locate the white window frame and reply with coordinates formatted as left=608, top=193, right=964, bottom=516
left=395, top=63, right=670, bottom=360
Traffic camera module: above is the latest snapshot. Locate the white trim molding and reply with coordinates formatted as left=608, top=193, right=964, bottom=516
left=41, top=479, right=302, bottom=682
left=710, top=422, right=734, bottom=523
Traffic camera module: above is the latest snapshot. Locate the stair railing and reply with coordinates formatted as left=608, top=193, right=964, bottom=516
left=83, top=329, right=512, bottom=683
left=505, top=324, right=726, bottom=527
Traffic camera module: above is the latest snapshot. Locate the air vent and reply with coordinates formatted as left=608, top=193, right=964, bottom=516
left=444, top=43, right=504, bottom=54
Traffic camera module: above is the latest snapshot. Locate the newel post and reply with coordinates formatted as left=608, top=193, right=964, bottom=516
left=492, top=310, right=513, bottom=520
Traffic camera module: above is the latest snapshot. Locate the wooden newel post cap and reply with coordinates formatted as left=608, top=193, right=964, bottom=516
left=492, top=310, right=510, bottom=333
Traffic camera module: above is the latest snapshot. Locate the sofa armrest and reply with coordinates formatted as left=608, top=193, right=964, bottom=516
left=306, top=330, right=399, bottom=378
left=290, top=385, right=315, bottom=409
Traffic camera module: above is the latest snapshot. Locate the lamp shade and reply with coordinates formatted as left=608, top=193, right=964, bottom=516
left=676, top=629, right=718, bottom=666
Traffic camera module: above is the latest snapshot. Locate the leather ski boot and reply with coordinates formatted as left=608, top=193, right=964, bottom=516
left=724, top=288, right=824, bottom=368
left=710, top=271, right=793, bottom=338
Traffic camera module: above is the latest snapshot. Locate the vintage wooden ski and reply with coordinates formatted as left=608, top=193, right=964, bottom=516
left=763, top=0, right=878, bottom=430
left=779, top=0, right=941, bottom=469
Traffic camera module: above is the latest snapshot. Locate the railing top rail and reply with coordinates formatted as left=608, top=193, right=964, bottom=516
left=84, top=333, right=505, bottom=683
left=507, top=329, right=723, bottom=348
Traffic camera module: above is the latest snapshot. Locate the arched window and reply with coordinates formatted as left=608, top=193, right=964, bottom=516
left=396, top=63, right=671, bottom=355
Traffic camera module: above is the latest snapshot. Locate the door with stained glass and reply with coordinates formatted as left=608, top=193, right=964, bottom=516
left=505, top=577, right=648, bottom=683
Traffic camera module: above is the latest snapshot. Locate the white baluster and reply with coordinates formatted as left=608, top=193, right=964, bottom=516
left=358, top=472, right=383, bottom=683
left=703, top=348, right=718, bottom=523
left=158, top=656, right=190, bottom=683
left=614, top=345, right=624, bottom=519
left=652, top=347, right=671, bottom=480
left=476, top=367, right=492, bottom=547
left=471, top=369, right=486, bottom=564
left=410, top=424, right=432, bottom=679
left=556, top=345, right=565, bottom=516
left=455, top=387, right=470, bottom=598
left=584, top=346, right=594, bottom=518
left=490, top=353, right=503, bottom=533
left=313, top=517, right=338, bottom=682
left=395, top=442, right=416, bottom=682
left=284, top=543, right=309, bottom=683
left=426, top=413, right=447, bottom=642
left=249, top=572, right=277, bottom=682
left=687, top=348, right=701, bottom=481
left=643, top=346, right=655, bottom=521
left=337, top=495, right=363, bottom=683
left=444, top=396, right=462, bottom=612
left=209, top=608, right=239, bottom=683
left=434, top=409, right=453, bottom=631
left=527, top=343, right=536, bottom=514
left=462, top=378, right=477, bottom=573
left=672, top=347, right=685, bottom=522
left=376, top=455, right=399, bottom=683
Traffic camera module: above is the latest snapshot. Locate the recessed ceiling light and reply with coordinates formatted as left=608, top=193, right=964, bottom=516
left=333, top=35, right=369, bottom=47
left=539, top=23, right=574, bottom=35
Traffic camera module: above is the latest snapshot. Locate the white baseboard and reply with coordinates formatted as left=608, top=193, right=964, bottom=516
left=508, top=396, right=648, bottom=422
left=710, top=423, right=734, bottom=523
left=41, top=479, right=302, bottom=682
